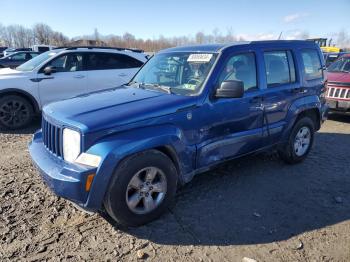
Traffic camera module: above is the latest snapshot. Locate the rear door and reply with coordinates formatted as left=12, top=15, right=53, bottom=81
left=259, top=48, right=300, bottom=145
left=37, top=52, right=88, bottom=106
left=85, top=52, right=143, bottom=92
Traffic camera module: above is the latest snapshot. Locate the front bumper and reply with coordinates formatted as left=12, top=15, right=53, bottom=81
left=327, top=99, right=350, bottom=113
left=29, top=131, right=97, bottom=210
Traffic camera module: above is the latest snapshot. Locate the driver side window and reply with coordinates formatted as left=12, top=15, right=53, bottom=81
left=45, top=53, right=83, bottom=73
left=218, top=52, right=257, bottom=91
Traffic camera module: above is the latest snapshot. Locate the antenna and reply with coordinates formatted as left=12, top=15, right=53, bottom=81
left=278, top=32, right=283, bottom=40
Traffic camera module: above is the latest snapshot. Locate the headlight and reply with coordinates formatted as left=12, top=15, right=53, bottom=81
left=63, top=128, right=81, bottom=163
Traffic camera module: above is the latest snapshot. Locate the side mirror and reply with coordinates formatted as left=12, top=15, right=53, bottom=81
left=215, top=80, right=244, bottom=98
left=43, top=66, right=56, bottom=75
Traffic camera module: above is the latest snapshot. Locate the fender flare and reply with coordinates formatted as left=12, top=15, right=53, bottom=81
left=83, top=124, right=195, bottom=209
left=281, top=95, right=322, bottom=141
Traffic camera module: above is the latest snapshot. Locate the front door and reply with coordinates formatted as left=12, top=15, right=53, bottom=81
left=37, top=53, right=87, bottom=106
left=197, top=51, right=264, bottom=168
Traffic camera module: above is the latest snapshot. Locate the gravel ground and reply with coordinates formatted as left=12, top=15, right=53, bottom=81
left=1, top=115, right=350, bottom=262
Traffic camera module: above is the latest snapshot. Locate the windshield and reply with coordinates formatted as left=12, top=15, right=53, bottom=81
left=130, top=52, right=218, bottom=95
left=16, top=50, right=59, bottom=71
left=328, top=56, right=350, bottom=73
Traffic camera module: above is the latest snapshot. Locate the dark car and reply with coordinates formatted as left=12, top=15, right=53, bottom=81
left=0, top=51, right=39, bottom=68
left=29, top=40, right=328, bottom=226
left=325, top=53, right=350, bottom=113
left=3, top=47, right=32, bottom=57
left=0, top=47, right=8, bottom=58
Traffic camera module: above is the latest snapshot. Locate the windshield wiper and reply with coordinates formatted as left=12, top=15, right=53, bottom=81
left=127, top=80, right=139, bottom=86
left=139, top=83, right=173, bottom=94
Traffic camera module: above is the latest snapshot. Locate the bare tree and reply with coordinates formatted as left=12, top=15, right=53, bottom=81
left=33, top=23, right=53, bottom=45
left=51, top=31, right=69, bottom=46
left=10, top=25, right=34, bottom=47
left=94, top=28, right=100, bottom=41
left=195, top=32, right=205, bottom=44
left=336, top=30, right=350, bottom=48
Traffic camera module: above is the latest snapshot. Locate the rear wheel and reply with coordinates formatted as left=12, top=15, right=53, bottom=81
left=0, top=95, right=34, bottom=129
left=104, top=150, right=177, bottom=227
left=279, top=117, right=315, bottom=164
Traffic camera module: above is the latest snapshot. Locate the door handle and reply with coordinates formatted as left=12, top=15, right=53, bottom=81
left=118, top=73, right=127, bottom=77
left=292, top=87, right=307, bottom=94
left=74, top=75, right=85, bottom=79
left=249, top=96, right=264, bottom=103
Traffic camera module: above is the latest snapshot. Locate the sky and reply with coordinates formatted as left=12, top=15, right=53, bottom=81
left=1, top=0, right=350, bottom=40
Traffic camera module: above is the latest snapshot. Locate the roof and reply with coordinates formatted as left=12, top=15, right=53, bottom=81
left=46, top=46, right=148, bottom=61
left=53, top=46, right=144, bottom=53
left=159, top=40, right=316, bottom=53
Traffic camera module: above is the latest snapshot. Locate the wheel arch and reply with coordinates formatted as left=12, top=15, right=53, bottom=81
left=295, top=108, right=320, bottom=131
left=0, top=89, right=41, bottom=114
left=83, top=125, right=195, bottom=210
left=281, top=95, right=322, bottom=142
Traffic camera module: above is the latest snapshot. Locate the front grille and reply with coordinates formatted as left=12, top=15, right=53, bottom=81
left=42, top=117, right=63, bottom=157
left=326, top=86, right=350, bottom=100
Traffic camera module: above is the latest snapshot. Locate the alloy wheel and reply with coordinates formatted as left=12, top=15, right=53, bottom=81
left=294, top=126, right=311, bottom=157
left=126, top=167, right=167, bottom=215
left=0, top=99, right=30, bottom=128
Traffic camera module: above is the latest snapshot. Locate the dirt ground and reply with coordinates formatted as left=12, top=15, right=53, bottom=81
left=1, top=114, right=350, bottom=262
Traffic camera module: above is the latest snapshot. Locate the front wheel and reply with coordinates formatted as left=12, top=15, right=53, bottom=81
left=104, top=150, right=177, bottom=227
left=0, top=95, right=34, bottom=129
left=279, top=117, right=315, bottom=164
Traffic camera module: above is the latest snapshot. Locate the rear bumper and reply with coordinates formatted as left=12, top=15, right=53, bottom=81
left=29, top=131, right=97, bottom=211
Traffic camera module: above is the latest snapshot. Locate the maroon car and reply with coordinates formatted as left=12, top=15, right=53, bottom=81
left=326, top=54, right=350, bottom=113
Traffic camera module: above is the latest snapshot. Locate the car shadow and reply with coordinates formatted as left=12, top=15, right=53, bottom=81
left=104, top=132, right=350, bottom=246
left=0, top=117, right=41, bottom=135
left=327, top=113, right=350, bottom=123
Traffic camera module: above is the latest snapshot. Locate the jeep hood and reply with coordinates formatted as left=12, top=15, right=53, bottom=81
left=44, top=86, right=198, bottom=133
left=327, top=71, right=350, bottom=83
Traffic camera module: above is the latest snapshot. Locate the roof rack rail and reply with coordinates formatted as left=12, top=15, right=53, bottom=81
left=53, top=46, right=143, bottom=53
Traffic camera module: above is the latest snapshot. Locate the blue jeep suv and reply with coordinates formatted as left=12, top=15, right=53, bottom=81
left=29, top=40, right=328, bottom=226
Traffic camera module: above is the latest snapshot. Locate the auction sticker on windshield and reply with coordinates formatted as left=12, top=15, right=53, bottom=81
left=187, top=54, right=213, bottom=63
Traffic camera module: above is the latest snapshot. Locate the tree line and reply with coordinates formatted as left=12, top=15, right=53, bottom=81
left=0, top=23, right=349, bottom=52
left=0, top=23, right=69, bottom=48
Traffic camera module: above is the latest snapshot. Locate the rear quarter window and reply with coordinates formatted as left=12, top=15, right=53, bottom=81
left=301, top=49, right=322, bottom=80
left=86, top=53, right=143, bottom=70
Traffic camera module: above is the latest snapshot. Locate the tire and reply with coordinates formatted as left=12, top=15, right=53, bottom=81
left=104, top=149, right=178, bottom=227
left=0, top=95, right=34, bottom=130
left=279, top=117, right=315, bottom=164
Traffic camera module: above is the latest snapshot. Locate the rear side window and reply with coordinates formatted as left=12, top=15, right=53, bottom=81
left=264, top=50, right=296, bottom=87
left=86, top=53, right=143, bottom=70
left=301, top=49, right=322, bottom=80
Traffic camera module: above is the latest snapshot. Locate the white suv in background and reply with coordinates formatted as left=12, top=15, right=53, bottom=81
left=0, top=46, right=148, bottom=129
